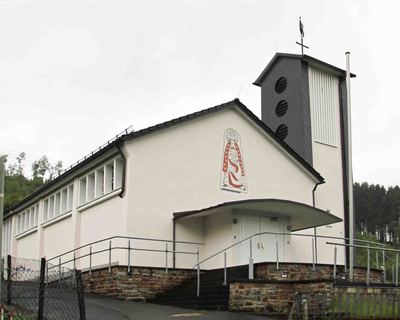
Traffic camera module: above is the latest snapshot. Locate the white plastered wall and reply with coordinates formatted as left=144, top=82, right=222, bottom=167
left=124, top=105, right=321, bottom=268
left=293, top=66, right=346, bottom=265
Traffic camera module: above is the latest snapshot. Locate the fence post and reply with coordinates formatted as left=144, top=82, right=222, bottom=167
left=396, top=253, right=398, bottom=287
left=382, top=249, right=386, bottom=283
left=376, top=250, right=379, bottom=269
left=6, top=255, right=11, bottom=305
left=165, top=242, right=168, bottom=274
left=76, top=270, right=86, bottom=320
left=89, top=246, right=92, bottom=276
left=38, top=257, right=46, bottom=320
left=108, top=240, right=112, bottom=273
left=333, top=245, right=337, bottom=282
left=58, top=257, right=62, bottom=282
left=223, top=251, right=227, bottom=286
left=196, top=250, right=200, bottom=297
left=367, top=245, right=370, bottom=285
left=73, top=251, right=76, bottom=270
left=127, top=240, right=131, bottom=275
left=311, top=238, right=315, bottom=271
left=276, top=235, right=279, bottom=271
left=249, top=238, right=254, bottom=280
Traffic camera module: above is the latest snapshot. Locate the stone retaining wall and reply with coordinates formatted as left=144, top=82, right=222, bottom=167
left=255, top=263, right=382, bottom=283
left=83, top=266, right=196, bottom=301
left=229, top=281, right=334, bottom=313
left=229, top=263, right=385, bottom=313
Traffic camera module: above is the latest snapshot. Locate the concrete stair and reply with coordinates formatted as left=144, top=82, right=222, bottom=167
left=149, top=265, right=248, bottom=310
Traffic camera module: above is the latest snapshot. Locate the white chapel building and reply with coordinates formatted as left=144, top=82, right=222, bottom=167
left=2, top=53, right=354, bottom=271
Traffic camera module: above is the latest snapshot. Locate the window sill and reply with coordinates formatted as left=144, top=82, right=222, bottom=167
left=16, top=227, right=38, bottom=240
left=42, top=211, right=72, bottom=228
left=77, top=188, right=121, bottom=213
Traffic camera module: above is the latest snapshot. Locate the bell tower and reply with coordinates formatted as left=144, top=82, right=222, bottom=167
left=253, top=53, right=355, bottom=264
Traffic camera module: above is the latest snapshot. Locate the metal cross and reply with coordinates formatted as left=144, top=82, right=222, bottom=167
left=296, top=16, right=309, bottom=55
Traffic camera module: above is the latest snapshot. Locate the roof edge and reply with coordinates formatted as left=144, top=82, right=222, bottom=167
left=253, top=52, right=356, bottom=87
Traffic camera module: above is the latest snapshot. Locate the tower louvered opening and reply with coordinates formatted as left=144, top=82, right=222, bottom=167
left=275, top=100, right=288, bottom=117
left=275, top=124, right=288, bottom=140
left=274, top=77, right=287, bottom=94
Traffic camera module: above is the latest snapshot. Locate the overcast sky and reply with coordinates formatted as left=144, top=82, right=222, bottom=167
left=0, top=0, right=399, bottom=187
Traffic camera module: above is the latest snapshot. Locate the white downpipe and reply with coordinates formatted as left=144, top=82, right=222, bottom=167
left=346, top=52, right=354, bottom=281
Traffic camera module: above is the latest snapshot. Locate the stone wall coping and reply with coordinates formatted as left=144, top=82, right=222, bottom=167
left=81, top=264, right=197, bottom=274
left=254, top=261, right=382, bottom=272
left=230, top=279, right=335, bottom=285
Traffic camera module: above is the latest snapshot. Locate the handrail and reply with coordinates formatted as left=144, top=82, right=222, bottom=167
left=47, top=235, right=204, bottom=263
left=326, top=242, right=400, bottom=253
left=194, top=231, right=385, bottom=268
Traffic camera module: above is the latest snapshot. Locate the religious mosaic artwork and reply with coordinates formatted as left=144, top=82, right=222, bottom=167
left=221, top=128, right=247, bottom=193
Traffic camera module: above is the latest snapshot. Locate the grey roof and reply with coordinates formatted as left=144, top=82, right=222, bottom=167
left=253, top=53, right=356, bottom=87
left=6, top=98, right=324, bottom=217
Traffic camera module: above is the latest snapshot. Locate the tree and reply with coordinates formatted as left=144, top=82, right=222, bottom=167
left=4, top=153, right=63, bottom=212
left=32, top=156, right=63, bottom=183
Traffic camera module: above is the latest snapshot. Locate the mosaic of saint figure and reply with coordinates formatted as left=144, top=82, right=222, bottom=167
left=221, top=128, right=247, bottom=193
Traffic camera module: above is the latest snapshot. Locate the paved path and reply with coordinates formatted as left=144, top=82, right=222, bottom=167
left=86, top=296, right=272, bottom=320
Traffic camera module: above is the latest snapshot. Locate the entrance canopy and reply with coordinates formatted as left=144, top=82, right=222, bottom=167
left=173, top=199, right=341, bottom=231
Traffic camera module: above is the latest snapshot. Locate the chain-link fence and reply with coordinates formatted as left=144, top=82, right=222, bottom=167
left=2, top=255, right=85, bottom=320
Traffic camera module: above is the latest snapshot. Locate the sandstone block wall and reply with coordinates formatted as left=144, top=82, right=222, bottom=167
left=83, top=266, right=196, bottom=301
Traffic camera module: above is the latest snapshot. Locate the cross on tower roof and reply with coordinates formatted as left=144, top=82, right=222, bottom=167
left=296, top=17, right=309, bottom=55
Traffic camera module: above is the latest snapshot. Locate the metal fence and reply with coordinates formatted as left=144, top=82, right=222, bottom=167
left=294, top=291, right=400, bottom=319
left=2, top=255, right=85, bottom=320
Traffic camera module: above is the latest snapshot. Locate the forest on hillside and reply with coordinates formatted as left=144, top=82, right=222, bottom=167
left=354, top=182, right=400, bottom=243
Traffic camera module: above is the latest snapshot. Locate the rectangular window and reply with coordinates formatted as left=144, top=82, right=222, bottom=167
left=79, top=156, right=123, bottom=206
left=95, top=167, right=104, bottom=198
left=49, top=196, right=55, bottom=220
left=87, top=173, right=95, bottom=202
left=43, top=199, right=49, bottom=222
left=79, top=178, right=87, bottom=205
left=55, top=192, right=61, bottom=217
left=67, top=185, right=74, bottom=211
left=15, top=203, right=39, bottom=235
left=61, top=188, right=68, bottom=213
left=115, top=158, right=123, bottom=189
left=42, top=183, right=74, bottom=223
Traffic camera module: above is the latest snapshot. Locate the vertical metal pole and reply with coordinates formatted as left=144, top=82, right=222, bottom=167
left=276, top=234, right=279, bottom=270
left=333, top=245, right=337, bottom=281
left=345, top=51, right=354, bottom=283
left=127, top=240, right=131, bottom=275
left=108, top=240, right=112, bottom=273
left=89, top=246, right=92, bottom=276
left=73, top=251, right=76, bottom=270
left=367, top=246, right=370, bottom=285
left=393, top=264, right=395, bottom=284
left=382, top=249, right=386, bottom=283
left=38, top=258, right=46, bottom=320
left=165, top=242, right=168, bottom=274
left=396, top=253, right=398, bottom=286
left=58, top=257, right=61, bottom=281
left=312, top=238, right=315, bottom=271
left=0, top=155, right=6, bottom=304
left=196, top=250, right=200, bottom=297
left=249, top=238, right=254, bottom=280
left=223, top=251, right=227, bottom=286
left=7, top=255, right=11, bottom=305
left=376, top=250, right=379, bottom=269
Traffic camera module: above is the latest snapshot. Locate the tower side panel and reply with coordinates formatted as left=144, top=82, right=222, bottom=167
left=259, top=58, right=313, bottom=165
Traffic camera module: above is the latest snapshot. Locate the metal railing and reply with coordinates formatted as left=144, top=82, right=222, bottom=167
left=193, top=231, right=386, bottom=297
left=47, top=236, right=203, bottom=277
left=327, top=241, right=400, bottom=286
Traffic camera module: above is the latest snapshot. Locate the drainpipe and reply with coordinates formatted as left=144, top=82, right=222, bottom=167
left=172, top=218, right=176, bottom=269
left=312, top=181, right=325, bottom=265
left=116, top=142, right=126, bottom=198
